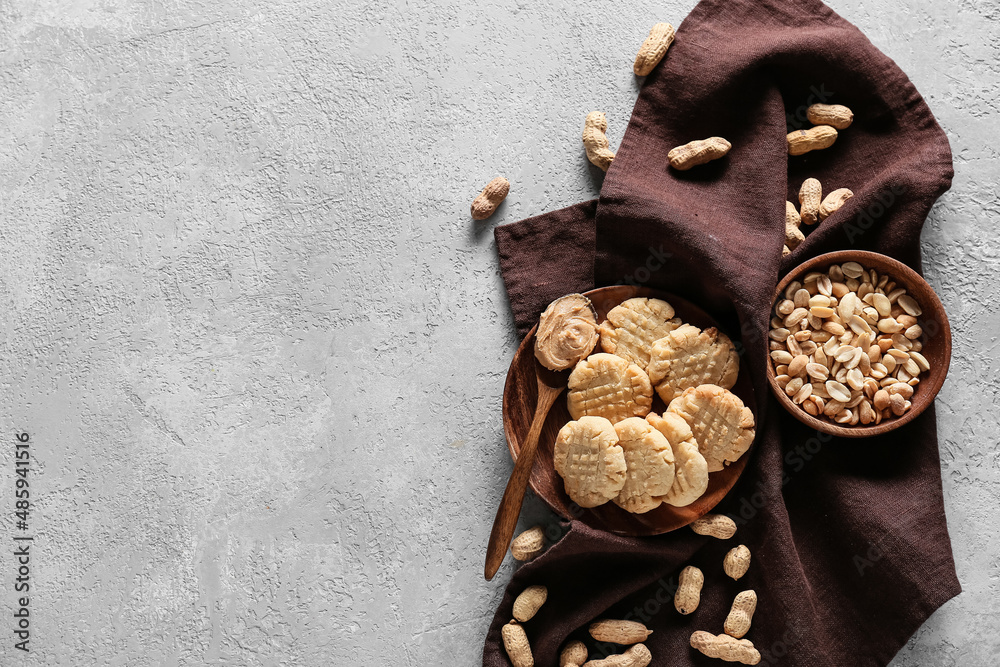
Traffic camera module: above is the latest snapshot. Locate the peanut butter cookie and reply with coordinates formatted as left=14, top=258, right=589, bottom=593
left=612, top=417, right=675, bottom=514
left=646, top=411, right=709, bottom=507
left=599, top=297, right=682, bottom=369
left=553, top=416, right=627, bottom=508
left=667, top=384, right=755, bottom=472
left=647, top=324, right=739, bottom=403
left=567, top=353, right=654, bottom=423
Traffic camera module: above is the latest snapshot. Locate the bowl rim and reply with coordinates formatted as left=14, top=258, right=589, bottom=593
left=767, top=250, right=951, bottom=438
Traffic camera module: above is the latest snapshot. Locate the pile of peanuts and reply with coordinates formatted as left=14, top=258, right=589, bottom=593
left=583, top=23, right=734, bottom=175
left=784, top=175, right=854, bottom=256
left=502, top=584, right=656, bottom=667
left=683, top=514, right=760, bottom=665
left=769, top=261, right=929, bottom=426
left=502, top=515, right=762, bottom=666
left=786, top=103, right=854, bottom=156
left=500, top=514, right=761, bottom=667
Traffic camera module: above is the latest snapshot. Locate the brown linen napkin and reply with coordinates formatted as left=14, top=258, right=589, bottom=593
left=486, top=0, right=960, bottom=665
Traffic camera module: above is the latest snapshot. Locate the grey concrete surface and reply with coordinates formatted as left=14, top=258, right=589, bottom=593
left=0, top=0, right=996, bottom=664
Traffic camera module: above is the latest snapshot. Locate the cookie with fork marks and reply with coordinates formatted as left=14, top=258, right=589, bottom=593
left=612, top=417, right=675, bottom=514
left=599, top=297, right=682, bottom=369
left=647, top=324, right=739, bottom=404
left=567, top=353, right=654, bottom=423
left=667, top=384, right=755, bottom=472
left=553, top=416, right=627, bottom=508
left=646, top=411, right=709, bottom=507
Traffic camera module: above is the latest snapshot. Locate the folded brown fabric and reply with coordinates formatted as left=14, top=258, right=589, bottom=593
left=486, top=0, right=959, bottom=665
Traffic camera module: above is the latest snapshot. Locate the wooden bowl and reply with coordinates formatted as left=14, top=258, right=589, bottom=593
left=767, top=250, right=951, bottom=438
left=501, top=285, right=756, bottom=536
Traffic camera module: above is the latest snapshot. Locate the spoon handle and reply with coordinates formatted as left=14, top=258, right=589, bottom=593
left=484, top=384, right=563, bottom=580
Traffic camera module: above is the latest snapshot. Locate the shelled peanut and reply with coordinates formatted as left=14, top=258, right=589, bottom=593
left=690, top=631, right=761, bottom=665
left=798, top=178, right=822, bottom=226
left=818, top=188, right=854, bottom=221
left=806, top=103, right=854, bottom=130
left=471, top=177, right=510, bottom=220
left=723, top=590, right=757, bottom=639
left=784, top=201, right=804, bottom=253
left=783, top=179, right=853, bottom=256
left=589, top=620, right=653, bottom=644
left=668, top=137, right=731, bottom=170
left=561, top=640, right=588, bottom=667
left=513, top=585, right=548, bottom=622
left=511, top=525, right=545, bottom=561
left=502, top=621, right=534, bottom=667
left=787, top=103, right=853, bottom=155
left=583, top=112, right=616, bottom=171
left=787, top=125, right=837, bottom=156
left=723, top=545, right=751, bottom=580
left=633, top=23, right=675, bottom=76
left=769, top=261, right=929, bottom=426
left=674, top=566, right=704, bottom=615
left=690, top=513, right=737, bottom=539
left=581, top=644, right=652, bottom=667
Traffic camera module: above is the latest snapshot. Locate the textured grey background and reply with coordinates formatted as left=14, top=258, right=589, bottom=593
left=0, top=0, right=996, bottom=664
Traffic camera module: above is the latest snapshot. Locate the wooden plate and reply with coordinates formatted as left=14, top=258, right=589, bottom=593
left=767, top=250, right=951, bottom=437
left=501, top=285, right=756, bottom=536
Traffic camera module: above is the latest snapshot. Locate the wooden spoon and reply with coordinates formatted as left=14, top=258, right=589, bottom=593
left=484, top=361, right=567, bottom=580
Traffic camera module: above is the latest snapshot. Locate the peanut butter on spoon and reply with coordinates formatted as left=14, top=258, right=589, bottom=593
left=534, top=294, right=600, bottom=371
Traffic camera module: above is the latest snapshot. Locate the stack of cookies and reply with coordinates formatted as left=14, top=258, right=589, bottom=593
left=536, top=295, right=756, bottom=514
